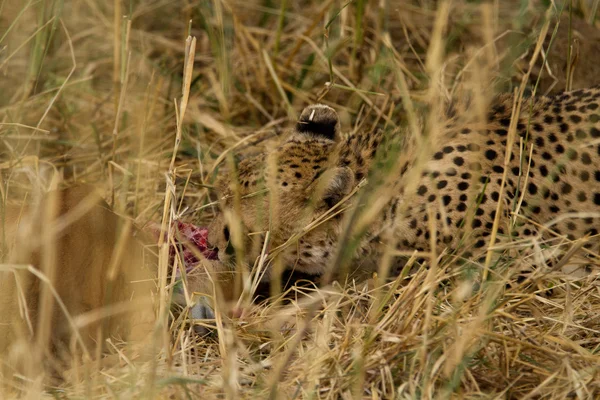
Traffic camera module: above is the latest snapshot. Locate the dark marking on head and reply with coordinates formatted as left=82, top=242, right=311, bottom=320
left=297, top=104, right=340, bottom=141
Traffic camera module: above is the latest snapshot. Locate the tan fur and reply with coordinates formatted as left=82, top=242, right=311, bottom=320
left=208, top=88, right=600, bottom=281
left=0, top=185, right=157, bottom=380
left=207, top=111, right=354, bottom=278
left=0, top=184, right=239, bottom=385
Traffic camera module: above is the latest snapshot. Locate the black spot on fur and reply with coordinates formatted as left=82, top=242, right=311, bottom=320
left=570, top=114, right=582, bottom=123
left=581, top=153, right=592, bottom=165
left=528, top=183, right=538, bottom=195
left=485, top=149, right=498, bottom=161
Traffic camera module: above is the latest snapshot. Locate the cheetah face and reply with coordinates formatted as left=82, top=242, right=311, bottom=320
left=207, top=105, right=358, bottom=277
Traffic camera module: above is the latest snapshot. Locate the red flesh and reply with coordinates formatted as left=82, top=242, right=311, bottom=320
left=146, top=221, right=218, bottom=274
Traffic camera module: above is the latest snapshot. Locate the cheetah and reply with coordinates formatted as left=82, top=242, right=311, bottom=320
left=206, top=87, right=600, bottom=290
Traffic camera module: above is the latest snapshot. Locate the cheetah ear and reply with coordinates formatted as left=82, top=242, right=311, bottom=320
left=296, top=104, right=340, bottom=141
left=318, top=167, right=355, bottom=209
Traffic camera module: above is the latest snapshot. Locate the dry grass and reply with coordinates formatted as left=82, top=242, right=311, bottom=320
left=1, top=0, right=600, bottom=398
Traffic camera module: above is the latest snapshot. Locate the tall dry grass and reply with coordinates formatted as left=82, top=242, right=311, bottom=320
left=1, top=0, right=599, bottom=398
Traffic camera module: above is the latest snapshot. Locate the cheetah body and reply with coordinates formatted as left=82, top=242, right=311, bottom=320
left=207, top=88, right=600, bottom=279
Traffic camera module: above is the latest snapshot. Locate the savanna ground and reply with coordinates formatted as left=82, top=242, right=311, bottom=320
left=1, top=0, right=600, bottom=398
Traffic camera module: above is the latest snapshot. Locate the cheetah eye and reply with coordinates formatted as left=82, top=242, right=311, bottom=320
left=223, top=226, right=230, bottom=242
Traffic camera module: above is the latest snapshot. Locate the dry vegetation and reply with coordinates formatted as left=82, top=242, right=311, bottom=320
left=1, top=0, right=600, bottom=398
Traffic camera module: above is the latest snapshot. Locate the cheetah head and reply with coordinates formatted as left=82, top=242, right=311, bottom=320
left=206, top=104, right=380, bottom=277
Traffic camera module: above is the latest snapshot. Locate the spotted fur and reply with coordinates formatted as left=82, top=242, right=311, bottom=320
left=207, top=87, right=600, bottom=280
